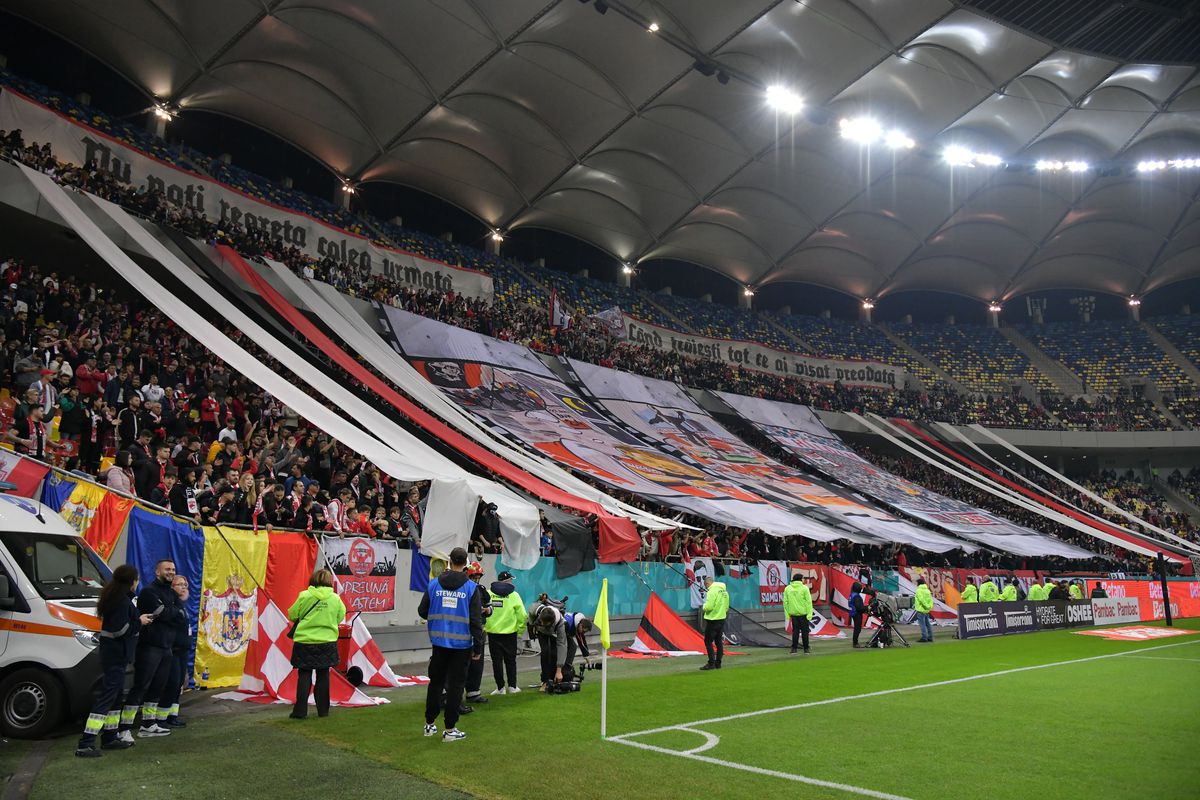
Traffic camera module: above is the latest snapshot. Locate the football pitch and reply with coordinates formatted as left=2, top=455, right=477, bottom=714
left=6, top=620, right=1198, bottom=800
left=303, top=619, right=1200, bottom=800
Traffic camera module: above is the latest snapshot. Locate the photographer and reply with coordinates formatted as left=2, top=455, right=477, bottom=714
left=782, top=573, right=813, bottom=654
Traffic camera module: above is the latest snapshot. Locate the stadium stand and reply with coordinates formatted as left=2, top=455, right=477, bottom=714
left=1021, top=320, right=1194, bottom=395
left=890, top=323, right=1056, bottom=395
left=0, top=67, right=1195, bottom=436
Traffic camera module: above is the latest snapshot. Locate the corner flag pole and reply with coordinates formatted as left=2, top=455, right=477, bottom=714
left=595, top=578, right=611, bottom=739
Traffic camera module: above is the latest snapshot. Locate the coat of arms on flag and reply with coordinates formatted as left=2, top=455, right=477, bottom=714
left=201, top=574, right=257, bottom=657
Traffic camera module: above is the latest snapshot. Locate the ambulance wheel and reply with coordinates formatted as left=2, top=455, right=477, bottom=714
left=0, top=668, right=65, bottom=738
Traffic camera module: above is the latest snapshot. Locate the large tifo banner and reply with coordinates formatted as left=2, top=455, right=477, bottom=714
left=570, top=359, right=964, bottom=552
left=382, top=306, right=843, bottom=539
left=323, top=536, right=398, bottom=613
left=0, top=90, right=493, bottom=300
left=716, top=391, right=1082, bottom=559
left=622, top=316, right=905, bottom=390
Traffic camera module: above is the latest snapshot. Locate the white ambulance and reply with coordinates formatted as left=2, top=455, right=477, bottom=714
left=0, top=492, right=110, bottom=737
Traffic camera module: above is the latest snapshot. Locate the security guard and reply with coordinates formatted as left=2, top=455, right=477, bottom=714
left=1000, top=578, right=1018, bottom=602
left=418, top=547, right=483, bottom=742
left=700, top=576, right=729, bottom=670
left=960, top=579, right=979, bottom=604
left=782, top=573, right=813, bottom=654
left=979, top=576, right=1000, bottom=602
left=1068, top=580, right=1083, bottom=600
left=485, top=570, right=526, bottom=695
left=1027, top=580, right=1044, bottom=601
left=914, top=578, right=935, bottom=643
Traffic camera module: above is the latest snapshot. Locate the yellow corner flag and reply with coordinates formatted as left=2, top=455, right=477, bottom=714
left=595, top=578, right=611, bottom=649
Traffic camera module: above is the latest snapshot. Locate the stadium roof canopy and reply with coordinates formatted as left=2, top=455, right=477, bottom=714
left=8, top=0, right=1200, bottom=302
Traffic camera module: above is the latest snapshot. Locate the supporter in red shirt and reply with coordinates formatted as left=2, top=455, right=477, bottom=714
left=343, top=505, right=376, bottom=538
left=74, top=354, right=104, bottom=397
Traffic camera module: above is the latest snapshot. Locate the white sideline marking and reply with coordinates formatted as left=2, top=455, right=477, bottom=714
left=608, top=639, right=1200, bottom=800
left=1123, top=654, right=1200, bottom=663
left=613, top=736, right=914, bottom=800
left=611, top=638, right=1200, bottom=740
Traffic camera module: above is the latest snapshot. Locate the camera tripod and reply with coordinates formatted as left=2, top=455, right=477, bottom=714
left=866, top=619, right=910, bottom=648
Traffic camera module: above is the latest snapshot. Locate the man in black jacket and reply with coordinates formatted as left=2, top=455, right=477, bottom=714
left=121, top=560, right=186, bottom=739
left=418, top=548, right=484, bottom=741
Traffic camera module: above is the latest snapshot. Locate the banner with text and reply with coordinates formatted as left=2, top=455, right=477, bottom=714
left=623, top=316, right=905, bottom=390
left=1085, top=579, right=1200, bottom=621
left=323, top=536, right=398, bottom=613
left=0, top=90, right=493, bottom=300
left=716, top=391, right=1085, bottom=558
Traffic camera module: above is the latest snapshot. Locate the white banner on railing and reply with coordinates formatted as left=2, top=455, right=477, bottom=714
left=622, top=316, right=905, bottom=390
left=0, top=90, right=493, bottom=300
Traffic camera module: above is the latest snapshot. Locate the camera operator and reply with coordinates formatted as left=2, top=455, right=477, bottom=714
left=529, top=594, right=569, bottom=692
left=849, top=582, right=873, bottom=649
left=782, top=573, right=813, bottom=654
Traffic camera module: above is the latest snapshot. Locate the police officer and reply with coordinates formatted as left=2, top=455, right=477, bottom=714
left=960, top=579, right=978, bottom=604
left=1027, top=579, right=1044, bottom=601
left=1000, top=578, right=1018, bottom=602
left=485, top=570, right=526, bottom=695
left=700, top=576, right=729, bottom=670
left=463, top=561, right=492, bottom=710
left=978, top=576, right=1000, bottom=602
left=418, top=547, right=483, bottom=742
left=782, top=573, right=813, bottom=654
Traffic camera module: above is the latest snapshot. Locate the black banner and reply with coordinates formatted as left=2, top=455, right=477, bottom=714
left=958, top=600, right=1093, bottom=639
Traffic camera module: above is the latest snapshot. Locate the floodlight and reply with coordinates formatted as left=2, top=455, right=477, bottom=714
left=743, top=286, right=755, bottom=297
left=1065, top=161, right=1090, bottom=172
left=839, top=116, right=883, bottom=145
left=765, top=85, right=804, bottom=114
left=975, top=153, right=1002, bottom=167
left=943, top=145, right=974, bottom=166
left=884, top=129, right=915, bottom=150
left=491, top=230, right=504, bottom=242
left=647, top=21, right=659, bottom=32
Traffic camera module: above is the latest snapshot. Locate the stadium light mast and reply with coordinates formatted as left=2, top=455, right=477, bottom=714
left=987, top=301, right=1002, bottom=328
left=740, top=286, right=755, bottom=309
left=1127, top=295, right=1142, bottom=322
left=860, top=299, right=875, bottom=323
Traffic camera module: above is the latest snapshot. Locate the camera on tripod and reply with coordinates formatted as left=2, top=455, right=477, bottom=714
left=866, top=592, right=909, bottom=649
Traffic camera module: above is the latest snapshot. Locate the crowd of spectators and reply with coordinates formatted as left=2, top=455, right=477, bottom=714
left=1, top=123, right=1195, bottom=578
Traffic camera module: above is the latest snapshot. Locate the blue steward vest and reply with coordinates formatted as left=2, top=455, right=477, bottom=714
left=427, top=578, right=476, bottom=649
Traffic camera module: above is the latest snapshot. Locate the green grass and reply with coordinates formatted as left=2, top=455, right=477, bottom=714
left=6, top=621, right=1199, bottom=800
left=299, top=621, right=1200, bottom=800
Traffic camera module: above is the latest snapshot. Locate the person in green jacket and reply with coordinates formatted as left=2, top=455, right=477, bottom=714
left=484, top=571, right=526, bottom=695
left=960, top=580, right=978, bottom=604
left=1000, top=579, right=1018, bottom=602
left=1026, top=581, right=1043, bottom=601
left=979, top=578, right=1000, bottom=602
left=287, top=568, right=347, bottom=720
left=782, top=574, right=814, bottom=654
left=700, top=577, right=729, bottom=671
left=1069, top=580, right=1083, bottom=600
left=914, top=578, right=935, bottom=643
